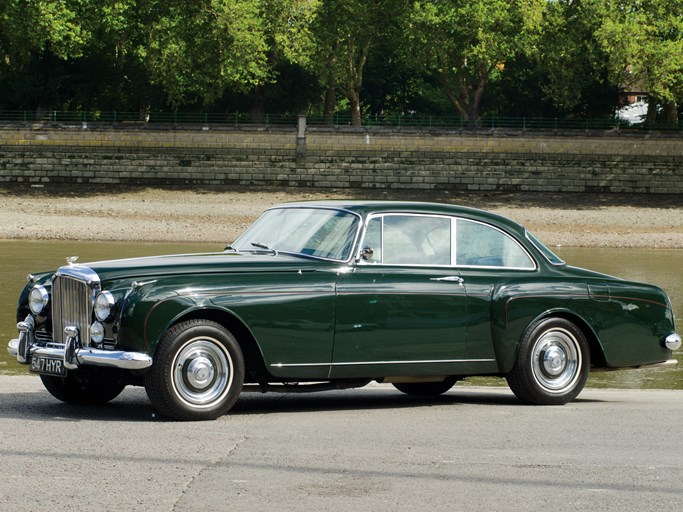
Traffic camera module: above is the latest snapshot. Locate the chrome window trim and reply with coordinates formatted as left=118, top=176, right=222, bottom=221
left=454, top=217, right=537, bottom=271
left=235, top=205, right=363, bottom=264
left=526, top=230, right=565, bottom=266
left=356, top=213, right=537, bottom=271
left=357, top=212, right=455, bottom=267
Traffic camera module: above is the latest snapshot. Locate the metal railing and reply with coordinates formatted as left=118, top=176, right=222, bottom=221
left=0, top=110, right=680, bottom=131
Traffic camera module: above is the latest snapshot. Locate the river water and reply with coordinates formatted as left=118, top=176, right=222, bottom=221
left=0, top=240, right=681, bottom=389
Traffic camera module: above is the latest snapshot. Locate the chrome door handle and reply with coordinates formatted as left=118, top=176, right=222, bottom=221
left=430, top=276, right=464, bottom=285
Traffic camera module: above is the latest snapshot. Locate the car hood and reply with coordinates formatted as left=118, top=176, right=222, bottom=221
left=77, top=252, right=327, bottom=282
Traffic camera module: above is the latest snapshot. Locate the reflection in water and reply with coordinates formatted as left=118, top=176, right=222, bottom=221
left=0, top=241, right=680, bottom=389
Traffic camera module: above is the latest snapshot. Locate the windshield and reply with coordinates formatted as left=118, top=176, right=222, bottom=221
left=232, top=207, right=361, bottom=262
left=526, top=231, right=564, bottom=265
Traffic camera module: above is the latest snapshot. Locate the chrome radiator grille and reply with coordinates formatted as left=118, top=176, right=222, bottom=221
left=51, top=275, right=92, bottom=345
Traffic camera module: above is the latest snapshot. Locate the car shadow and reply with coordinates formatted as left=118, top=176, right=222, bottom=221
left=231, top=386, right=605, bottom=414
left=0, top=386, right=604, bottom=423
left=230, top=387, right=519, bottom=415
left=0, top=388, right=157, bottom=422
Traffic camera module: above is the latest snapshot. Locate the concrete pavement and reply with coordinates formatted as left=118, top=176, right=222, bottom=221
left=1, top=375, right=682, bottom=511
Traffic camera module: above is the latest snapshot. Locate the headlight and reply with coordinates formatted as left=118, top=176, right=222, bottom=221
left=90, top=321, right=105, bottom=344
left=29, top=286, right=49, bottom=315
left=94, top=291, right=115, bottom=321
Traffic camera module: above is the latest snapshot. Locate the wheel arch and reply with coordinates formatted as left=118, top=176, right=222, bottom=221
left=531, top=310, right=606, bottom=368
left=166, top=307, right=270, bottom=384
left=494, top=304, right=607, bottom=375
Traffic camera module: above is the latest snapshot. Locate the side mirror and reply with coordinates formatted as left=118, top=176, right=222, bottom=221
left=361, top=246, right=374, bottom=261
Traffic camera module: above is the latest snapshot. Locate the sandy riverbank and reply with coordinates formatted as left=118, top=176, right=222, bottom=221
left=0, top=186, right=681, bottom=248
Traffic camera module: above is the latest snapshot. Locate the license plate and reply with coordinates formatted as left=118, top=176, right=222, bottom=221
left=30, top=356, right=67, bottom=376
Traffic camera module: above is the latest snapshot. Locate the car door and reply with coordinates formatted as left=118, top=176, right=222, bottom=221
left=332, top=213, right=471, bottom=378
left=452, top=218, right=537, bottom=362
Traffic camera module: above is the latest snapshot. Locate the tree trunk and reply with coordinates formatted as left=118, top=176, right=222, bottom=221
left=344, top=42, right=368, bottom=127
left=251, top=85, right=266, bottom=124
left=323, top=44, right=337, bottom=125
left=664, top=100, right=679, bottom=128
left=645, top=99, right=657, bottom=127
left=349, top=90, right=361, bottom=126
left=323, top=83, right=335, bottom=125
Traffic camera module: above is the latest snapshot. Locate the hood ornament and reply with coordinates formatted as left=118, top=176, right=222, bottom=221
left=66, top=256, right=79, bottom=266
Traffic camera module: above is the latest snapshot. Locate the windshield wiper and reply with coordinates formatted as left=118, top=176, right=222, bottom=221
left=223, top=244, right=239, bottom=252
left=251, top=242, right=279, bottom=256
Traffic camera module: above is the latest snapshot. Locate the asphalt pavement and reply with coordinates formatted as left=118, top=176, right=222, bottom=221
left=1, top=375, right=682, bottom=512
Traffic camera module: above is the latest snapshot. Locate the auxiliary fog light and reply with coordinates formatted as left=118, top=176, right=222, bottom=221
left=29, top=285, right=49, bottom=315
left=90, top=321, right=105, bottom=345
left=94, top=291, right=115, bottom=321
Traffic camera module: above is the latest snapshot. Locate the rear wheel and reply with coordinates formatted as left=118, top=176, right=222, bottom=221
left=145, top=320, right=244, bottom=421
left=40, top=368, right=126, bottom=405
left=393, top=377, right=458, bottom=396
left=506, top=317, right=589, bottom=405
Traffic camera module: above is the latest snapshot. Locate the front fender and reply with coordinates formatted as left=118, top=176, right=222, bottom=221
left=118, top=284, right=194, bottom=354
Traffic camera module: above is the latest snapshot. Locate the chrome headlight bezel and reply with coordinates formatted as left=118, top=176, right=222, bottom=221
left=94, top=291, right=115, bottom=322
left=29, top=285, right=49, bottom=315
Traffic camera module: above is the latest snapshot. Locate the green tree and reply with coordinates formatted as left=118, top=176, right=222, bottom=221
left=77, top=1, right=161, bottom=113
left=249, top=0, right=319, bottom=119
left=406, top=0, right=545, bottom=120
left=145, top=0, right=269, bottom=108
left=535, top=0, right=618, bottom=117
left=144, top=0, right=317, bottom=116
left=595, top=0, right=683, bottom=126
left=310, top=0, right=408, bottom=126
left=0, top=0, right=90, bottom=109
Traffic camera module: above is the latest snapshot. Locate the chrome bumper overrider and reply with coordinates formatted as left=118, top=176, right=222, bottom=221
left=7, top=318, right=152, bottom=371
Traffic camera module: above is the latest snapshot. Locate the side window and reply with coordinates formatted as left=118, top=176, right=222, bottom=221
left=362, top=217, right=382, bottom=263
left=362, top=215, right=451, bottom=266
left=455, top=219, right=534, bottom=269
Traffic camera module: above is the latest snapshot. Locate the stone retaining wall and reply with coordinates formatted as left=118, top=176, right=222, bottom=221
left=0, top=124, right=681, bottom=194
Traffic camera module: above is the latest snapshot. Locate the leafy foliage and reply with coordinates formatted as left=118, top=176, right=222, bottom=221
left=595, top=0, right=683, bottom=124
left=0, top=0, right=681, bottom=123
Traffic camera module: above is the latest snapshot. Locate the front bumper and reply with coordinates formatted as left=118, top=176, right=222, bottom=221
left=7, top=318, right=152, bottom=371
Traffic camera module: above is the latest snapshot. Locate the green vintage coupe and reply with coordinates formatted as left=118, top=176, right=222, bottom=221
left=8, top=201, right=681, bottom=420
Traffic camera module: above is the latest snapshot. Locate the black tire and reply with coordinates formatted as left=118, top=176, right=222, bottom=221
left=393, top=377, right=458, bottom=396
left=40, top=368, right=126, bottom=405
left=144, top=320, right=244, bottom=421
left=506, top=317, right=589, bottom=405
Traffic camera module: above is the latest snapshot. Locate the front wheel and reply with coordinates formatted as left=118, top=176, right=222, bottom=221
left=506, top=318, right=589, bottom=405
left=144, top=320, right=244, bottom=421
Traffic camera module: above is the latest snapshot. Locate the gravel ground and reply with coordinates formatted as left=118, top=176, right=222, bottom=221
left=1, top=185, right=681, bottom=248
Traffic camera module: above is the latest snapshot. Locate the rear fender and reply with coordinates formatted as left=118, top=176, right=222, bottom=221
left=489, top=281, right=599, bottom=373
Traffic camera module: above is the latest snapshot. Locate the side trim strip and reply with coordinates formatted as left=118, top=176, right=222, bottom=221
left=271, top=358, right=496, bottom=368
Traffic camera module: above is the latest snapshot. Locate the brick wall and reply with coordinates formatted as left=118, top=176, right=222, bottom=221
left=0, top=124, right=681, bottom=194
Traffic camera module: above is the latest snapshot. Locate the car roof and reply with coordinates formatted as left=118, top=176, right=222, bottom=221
left=271, top=200, right=528, bottom=237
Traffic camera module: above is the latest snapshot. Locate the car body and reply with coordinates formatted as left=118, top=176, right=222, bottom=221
left=8, top=201, right=681, bottom=420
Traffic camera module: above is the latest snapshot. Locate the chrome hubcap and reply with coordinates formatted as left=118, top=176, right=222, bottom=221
left=172, top=337, right=233, bottom=407
left=532, top=328, right=580, bottom=393
left=542, top=346, right=567, bottom=376
left=186, top=356, right=215, bottom=389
